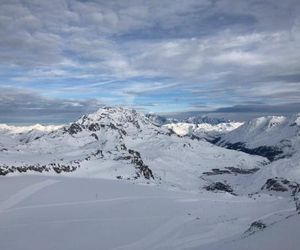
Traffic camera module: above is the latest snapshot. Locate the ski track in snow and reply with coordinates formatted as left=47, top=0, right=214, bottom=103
left=0, top=179, right=59, bottom=212
left=3, top=196, right=176, bottom=212
left=0, top=215, right=174, bottom=230
left=3, top=194, right=257, bottom=214
left=112, top=215, right=191, bottom=250
left=256, top=207, right=296, bottom=221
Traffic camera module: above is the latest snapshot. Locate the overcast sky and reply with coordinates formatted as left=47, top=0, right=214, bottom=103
left=0, top=0, right=300, bottom=124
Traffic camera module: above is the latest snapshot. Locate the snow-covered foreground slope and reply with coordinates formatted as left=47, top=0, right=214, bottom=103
left=217, top=115, right=300, bottom=161
left=0, top=175, right=298, bottom=250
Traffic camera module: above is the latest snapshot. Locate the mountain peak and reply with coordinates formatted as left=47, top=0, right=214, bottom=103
left=65, top=107, right=161, bottom=136
left=77, top=107, right=150, bottom=125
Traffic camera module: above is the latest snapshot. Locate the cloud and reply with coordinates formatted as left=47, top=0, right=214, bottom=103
left=215, top=103, right=300, bottom=113
left=0, top=87, right=104, bottom=124
left=0, top=0, right=299, bottom=122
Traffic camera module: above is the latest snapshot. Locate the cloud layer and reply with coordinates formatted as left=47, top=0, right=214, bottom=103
left=0, top=0, right=300, bottom=123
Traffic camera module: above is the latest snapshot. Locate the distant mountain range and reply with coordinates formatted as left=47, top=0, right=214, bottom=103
left=145, top=113, right=230, bottom=125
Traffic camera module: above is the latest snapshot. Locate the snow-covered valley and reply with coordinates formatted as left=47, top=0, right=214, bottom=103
left=0, top=107, right=300, bottom=250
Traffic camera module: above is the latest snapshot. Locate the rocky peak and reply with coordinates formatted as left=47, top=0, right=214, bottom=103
left=65, top=107, right=162, bottom=136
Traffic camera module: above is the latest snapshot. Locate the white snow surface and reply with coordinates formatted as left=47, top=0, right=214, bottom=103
left=220, top=115, right=300, bottom=151
left=0, top=123, right=63, bottom=134
left=0, top=123, right=63, bottom=148
left=0, top=175, right=298, bottom=250
left=165, top=122, right=242, bottom=138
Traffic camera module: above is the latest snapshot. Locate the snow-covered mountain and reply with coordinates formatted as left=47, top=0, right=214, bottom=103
left=145, top=113, right=178, bottom=125
left=216, top=115, right=300, bottom=161
left=0, top=123, right=63, bottom=144
left=165, top=122, right=243, bottom=140
left=145, top=113, right=231, bottom=126
left=0, top=123, right=63, bottom=149
left=0, top=123, right=63, bottom=134
left=0, top=107, right=266, bottom=192
left=183, top=115, right=229, bottom=125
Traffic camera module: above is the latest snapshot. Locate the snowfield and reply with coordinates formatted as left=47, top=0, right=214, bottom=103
left=0, top=108, right=300, bottom=250
left=0, top=175, right=298, bottom=250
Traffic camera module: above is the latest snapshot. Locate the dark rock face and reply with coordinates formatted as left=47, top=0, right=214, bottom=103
left=261, top=177, right=300, bottom=212
left=205, top=182, right=234, bottom=194
left=0, top=162, right=79, bottom=176
left=262, top=178, right=288, bottom=192
left=203, top=167, right=260, bottom=176
left=0, top=166, right=9, bottom=176
left=261, top=178, right=300, bottom=192
left=202, top=168, right=231, bottom=176
left=215, top=140, right=283, bottom=161
left=296, top=200, right=300, bottom=213
left=245, top=220, right=266, bottom=235
left=88, top=123, right=100, bottom=132
left=67, top=123, right=82, bottom=135
left=91, top=149, right=103, bottom=158
left=225, top=167, right=260, bottom=174
left=128, top=149, right=154, bottom=180
left=52, top=164, right=76, bottom=174
left=90, top=133, right=99, bottom=140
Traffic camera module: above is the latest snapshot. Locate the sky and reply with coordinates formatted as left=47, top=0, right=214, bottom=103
left=0, top=0, right=300, bottom=124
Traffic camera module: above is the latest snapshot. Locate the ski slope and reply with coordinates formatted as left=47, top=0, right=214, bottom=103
left=0, top=175, right=298, bottom=250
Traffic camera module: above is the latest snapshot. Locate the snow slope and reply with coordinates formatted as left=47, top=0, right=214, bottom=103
left=165, top=122, right=242, bottom=139
left=0, top=175, right=298, bottom=250
left=217, top=115, right=300, bottom=160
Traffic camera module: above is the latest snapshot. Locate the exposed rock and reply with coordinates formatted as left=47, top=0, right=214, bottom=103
left=66, top=123, right=82, bottom=135
left=90, top=133, right=99, bottom=140
left=88, top=123, right=101, bottom=132
left=225, top=167, right=260, bottom=174
left=205, top=182, right=234, bottom=194
left=128, top=149, right=154, bottom=180
left=245, top=220, right=266, bottom=235
left=261, top=177, right=300, bottom=212
left=202, top=167, right=260, bottom=176
left=261, top=178, right=290, bottom=192
left=91, top=149, right=103, bottom=158
left=0, top=162, right=78, bottom=176
left=218, top=141, right=283, bottom=161
left=202, top=168, right=231, bottom=175
left=0, top=166, right=9, bottom=176
left=120, top=144, right=127, bottom=150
